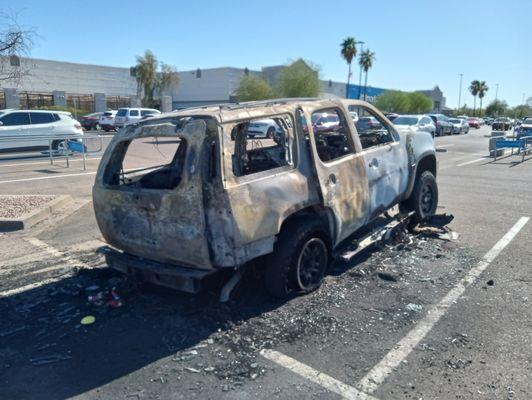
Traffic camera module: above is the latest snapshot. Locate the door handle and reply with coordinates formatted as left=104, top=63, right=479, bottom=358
left=327, top=173, right=337, bottom=185
left=369, top=158, right=379, bottom=168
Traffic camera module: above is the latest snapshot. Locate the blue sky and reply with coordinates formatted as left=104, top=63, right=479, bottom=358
left=5, top=0, right=531, bottom=107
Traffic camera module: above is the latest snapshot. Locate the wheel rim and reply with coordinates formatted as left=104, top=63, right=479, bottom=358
left=55, top=141, right=66, bottom=152
left=420, top=183, right=434, bottom=214
left=296, top=238, right=327, bottom=289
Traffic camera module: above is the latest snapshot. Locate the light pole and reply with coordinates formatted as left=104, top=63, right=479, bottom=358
left=457, top=73, right=463, bottom=111
left=495, top=83, right=499, bottom=100
left=357, top=40, right=365, bottom=99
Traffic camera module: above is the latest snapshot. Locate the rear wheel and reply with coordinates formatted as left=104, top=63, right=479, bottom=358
left=401, top=170, right=438, bottom=222
left=51, top=140, right=66, bottom=152
left=265, top=218, right=329, bottom=298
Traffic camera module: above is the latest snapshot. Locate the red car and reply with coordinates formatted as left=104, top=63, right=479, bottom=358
left=467, top=118, right=480, bottom=129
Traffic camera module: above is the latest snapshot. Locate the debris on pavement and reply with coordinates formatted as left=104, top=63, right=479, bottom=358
left=406, top=303, right=423, bottom=313
left=30, top=353, right=72, bottom=366
left=411, top=213, right=460, bottom=242
left=81, top=315, right=95, bottom=325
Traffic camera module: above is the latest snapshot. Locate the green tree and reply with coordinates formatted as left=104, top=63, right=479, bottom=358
left=511, top=104, right=531, bottom=119
left=408, top=92, right=433, bottom=113
left=375, top=90, right=432, bottom=114
left=374, top=90, right=410, bottom=113
left=134, top=50, right=179, bottom=108
left=477, top=81, right=488, bottom=117
left=235, top=75, right=275, bottom=101
left=276, top=59, right=320, bottom=98
left=340, top=37, right=357, bottom=92
left=485, top=99, right=508, bottom=117
left=469, top=80, right=480, bottom=116
left=358, top=49, right=375, bottom=101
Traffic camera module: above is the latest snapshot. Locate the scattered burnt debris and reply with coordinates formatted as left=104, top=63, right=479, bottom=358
left=0, top=214, right=474, bottom=395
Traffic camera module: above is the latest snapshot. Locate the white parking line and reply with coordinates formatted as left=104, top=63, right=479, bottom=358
left=356, top=216, right=529, bottom=394
left=0, top=237, right=102, bottom=298
left=0, top=171, right=97, bottom=184
left=456, top=157, right=488, bottom=167
left=260, top=349, right=378, bottom=400
left=436, top=144, right=455, bottom=148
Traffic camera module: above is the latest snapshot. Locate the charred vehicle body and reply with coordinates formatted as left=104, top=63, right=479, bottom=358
left=93, top=99, right=438, bottom=298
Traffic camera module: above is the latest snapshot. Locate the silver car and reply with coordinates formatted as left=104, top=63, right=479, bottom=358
left=393, top=115, right=436, bottom=137
left=449, top=118, right=469, bottom=134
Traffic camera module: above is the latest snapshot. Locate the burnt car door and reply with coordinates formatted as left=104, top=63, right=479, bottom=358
left=345, top=101, right=409, bottom=219
left=299, top=104, right=370, bottom=245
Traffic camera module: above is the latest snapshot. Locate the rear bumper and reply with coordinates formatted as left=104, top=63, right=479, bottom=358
left=99, top=246, right=215, bottom=294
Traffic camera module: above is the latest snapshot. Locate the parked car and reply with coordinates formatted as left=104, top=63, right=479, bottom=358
left=467, top=118, right=481, bottom=129
left=94, top=98, right=438, bottom=299
left=393, top=114, right=436, bottom=137
left=428, top=114, right=453, bottom=136
left=516, top=117, right=532, bottom=139
left=449, top=118, right=470, bottom=134
left=349, top=111, right=359, bottom=123
left=246, top=118, right=283, bottom=138
left=80, top=112, right=103, bottom=130
left=385, top=113, right=399, bottom=122
left=484, top=117, right=494, bottom=126
left=492, top=117, right=512, bottom=131
left=312, top=112, right=340, bottom=133
left=356, top=116, right=382, bottom=132
left=0, top=109, right=83, bottom=152
left=99, top=110, right=117, bottom=132
left=114, top=108, right=161, bottom=129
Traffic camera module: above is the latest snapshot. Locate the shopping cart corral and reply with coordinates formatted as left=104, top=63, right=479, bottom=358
left=490, top=135, right=532, bottom=163
left=0, top=134, right=104, bottom=171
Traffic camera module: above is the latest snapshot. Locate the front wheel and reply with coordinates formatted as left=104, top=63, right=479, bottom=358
left=401, top=170, right=438, bottom=222
left=265, top=219, right=329, bottom=298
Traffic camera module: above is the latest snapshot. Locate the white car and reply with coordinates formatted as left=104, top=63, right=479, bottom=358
left=0, top=109, right=83, bottom=152
left=393, top=114, right=436, bottom=137
left=113, top=108, right=161, bottom=129
left=99, top=110, right=117, bottom=132
left=247, top=118, right=284, bottom=138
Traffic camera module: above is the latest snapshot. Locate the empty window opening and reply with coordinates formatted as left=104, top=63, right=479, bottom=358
left=310, top=108, right=355, bottom=162
left=105, top=136, right=187, bottom=190
left=229, top=115, right=293, bottom=177
left=350, top=106, right=395, bottom=150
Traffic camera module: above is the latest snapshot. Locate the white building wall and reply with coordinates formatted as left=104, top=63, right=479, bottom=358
left=3, top=57, right=137, bottom=96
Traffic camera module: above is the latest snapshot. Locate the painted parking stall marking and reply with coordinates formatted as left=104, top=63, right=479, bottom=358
left=356, top=216, right=529, bottom=394
left=260, top=349, right=379, bottom=400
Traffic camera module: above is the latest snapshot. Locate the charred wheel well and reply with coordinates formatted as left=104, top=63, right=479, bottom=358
left=277, top=205, right=334, bottom=249
left=416, top=154, right=437, bottom=178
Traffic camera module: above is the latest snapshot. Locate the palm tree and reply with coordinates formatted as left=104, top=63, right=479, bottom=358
left=469, top=80, right=480, bottom=116
left=477, top=81, right=488, bottom=117
left=359, top=49, right=375, bottom=101
left=340, top=37, right=357, bottom=97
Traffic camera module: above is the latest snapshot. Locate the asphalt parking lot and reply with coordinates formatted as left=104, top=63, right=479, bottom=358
left=1, top=126, right=531, bottom=400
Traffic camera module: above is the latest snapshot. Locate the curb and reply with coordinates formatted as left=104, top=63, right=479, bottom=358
left=0, top=195, right=73, bottom=232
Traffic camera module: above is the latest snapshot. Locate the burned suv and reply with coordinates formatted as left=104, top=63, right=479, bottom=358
left=93, top=99, right=438, bottom=298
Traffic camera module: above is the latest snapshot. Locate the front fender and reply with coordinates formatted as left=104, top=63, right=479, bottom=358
left=399, top=129, right=437, bottom=200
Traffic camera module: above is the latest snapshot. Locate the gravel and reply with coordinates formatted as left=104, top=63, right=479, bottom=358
left=0, top=195, right=56, bottom=219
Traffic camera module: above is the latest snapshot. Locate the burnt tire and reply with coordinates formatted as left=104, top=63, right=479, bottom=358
left=265, top=218, right=329, bottom=299
left=401, top=170, right=438, bottom=222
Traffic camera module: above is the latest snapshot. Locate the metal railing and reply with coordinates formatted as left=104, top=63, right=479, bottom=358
left=0, top=133, right=105, bottom=171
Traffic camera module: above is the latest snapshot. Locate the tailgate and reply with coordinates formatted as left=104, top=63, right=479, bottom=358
left=93, top=119, right=213, bottom=270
